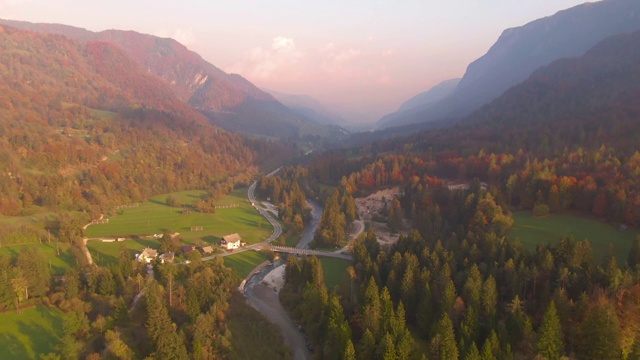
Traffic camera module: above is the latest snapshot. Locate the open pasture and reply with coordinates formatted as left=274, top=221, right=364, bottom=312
left=0, top=243, right=74, bottom=275
left=511, top=211, right=639, bottom=263
left=85, top=189, right=272, bottom=241
left=223, top=250, right=269, bottom=279
left=320, top=257, right=351, bottom=290
left=0, top=305, right=64, bottom=359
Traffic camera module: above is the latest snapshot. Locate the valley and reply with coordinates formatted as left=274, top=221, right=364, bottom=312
left=1, top=1, right=640, bottom=359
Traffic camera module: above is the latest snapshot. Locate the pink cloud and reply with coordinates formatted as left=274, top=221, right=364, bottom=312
left=228, top=36, right=303, bottom=81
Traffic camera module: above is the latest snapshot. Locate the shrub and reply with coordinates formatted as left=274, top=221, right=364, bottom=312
left=533, top=204, right=550, bottom=217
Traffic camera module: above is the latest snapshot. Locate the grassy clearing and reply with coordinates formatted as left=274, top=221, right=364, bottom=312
left=510, top=211, right=640, bottom=263
left=320, top=257, right=351, bottom=290
left=223, top=251, right=268, bottom=280
left=86, top=189, right=272, bottom=244
left=0, top=212, right=53, bottom=226
left=87, top=239, right=150, bottom=267
left=0, top=243, right=74, bottom=275
left=0, top=305, right=64, bottom=359
left=227, top=292, right=291, bottom=360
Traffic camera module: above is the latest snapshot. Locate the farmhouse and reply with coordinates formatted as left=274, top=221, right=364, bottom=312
left=159, top=252, right=175, bottom=263
left=199, top=246, right=214, bottom=255
left=136, top=248, right=158, bottom=263
left=181, top=245, right=196, bottom=254
left=221, top=233, right=242, bottom=250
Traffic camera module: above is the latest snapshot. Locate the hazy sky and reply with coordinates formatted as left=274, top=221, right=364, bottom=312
left=1, top=0, right=588, bottom=123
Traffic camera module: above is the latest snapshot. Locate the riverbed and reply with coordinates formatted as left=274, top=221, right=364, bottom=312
left=242, top=199, right=323, bottom=360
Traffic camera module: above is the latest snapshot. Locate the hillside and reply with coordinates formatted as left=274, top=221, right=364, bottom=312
left=0, top=24, right=255, bottom=217
left=369, top=29, right=640, bottom=157
left=0, top=19, right=344, bottom=139
left=462, top=29, right=640, bottom=151
left=381, top=0, right=640, bottom=128
left=377, top=78, right=459, bottom=127
left=265, top=89, right=344, bottom=125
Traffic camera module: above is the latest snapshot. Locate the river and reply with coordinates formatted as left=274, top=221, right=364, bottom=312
left=243, top=199, right=323, bottom=360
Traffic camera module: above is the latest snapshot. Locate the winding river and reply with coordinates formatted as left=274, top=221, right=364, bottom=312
left=243, top=199, right=323, bottom=360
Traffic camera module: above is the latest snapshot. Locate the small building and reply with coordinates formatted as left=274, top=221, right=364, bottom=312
left=181, top=245, right=196, bottom=254
left=136, top=248, right=158, bottom=263
left=199, top=246, right=214, bottom=255
left=221, top=233, right=242, bottom=250
left=159, top=252, right=175, bottom=263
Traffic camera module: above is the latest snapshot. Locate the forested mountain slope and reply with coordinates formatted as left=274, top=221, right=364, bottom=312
left=0, top=19, right=344, bottom=139
left=0, top=25, right=255, bottom=217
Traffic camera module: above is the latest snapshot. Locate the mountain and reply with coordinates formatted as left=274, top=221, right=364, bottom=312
left=378, top=29, right=640, bottom=155
left=381, top=0, right=640, bottom=129
left=377, top=78, right=459, bottom=127
left=0, top=19, right=343, bottom=139
left=463, top=29, right=640, bottom=148
left=0, top=24, right=255, bottom=216
left=265, top=89, right=344, bottom=125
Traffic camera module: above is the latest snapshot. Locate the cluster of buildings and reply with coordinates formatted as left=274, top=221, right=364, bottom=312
left=135, top=233, right=245, bottom=263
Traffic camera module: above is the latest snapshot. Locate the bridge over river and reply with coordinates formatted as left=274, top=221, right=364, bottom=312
left=269, top=245, right=352, bottom=260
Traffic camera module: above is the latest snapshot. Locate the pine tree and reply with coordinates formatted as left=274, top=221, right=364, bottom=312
left=464, top=342, right=481, bottom=360
left=357, top=329, right=375, bottom=360
left=577, top=304, right=621, bottom=360
left=430, top=313, right=459, bottom=360
left=628, top=236, right=640, bottom=270
left=362, top=277, right=381, bottom=339
left=536, top=301, right=563, bottom=360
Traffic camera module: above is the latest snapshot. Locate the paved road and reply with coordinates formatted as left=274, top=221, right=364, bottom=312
left=200, top=178, right=283, bottom=262
left=248, top=180, right=283, bottom=244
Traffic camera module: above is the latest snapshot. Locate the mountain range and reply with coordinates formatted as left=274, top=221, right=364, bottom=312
left=265, top=89, right=344, bottom=126
left=378, top=0, right=640, bottom=129
left=383, top=28, right=640, bottom=155
left=377, top=78, right=459, bottom=127
left=0, top=19, right=345, bottom=140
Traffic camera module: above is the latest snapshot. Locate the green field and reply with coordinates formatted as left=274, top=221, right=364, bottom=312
left=87, top=239, right=153, bottom=267
left=510, top=211, right=640, bottom=263
left=223, top=251, right=269, bottom=280
left=320, top=258, right=351, bottom=290
left=0, top=305, right=64, bottom=359
left=0, top=243, right=74, bottom=275
left=86, top=189, right=272, bottom=243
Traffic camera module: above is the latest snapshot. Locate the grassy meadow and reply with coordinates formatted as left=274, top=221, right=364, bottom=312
left=510, top=211, right=640, bottom=263
left=86, top=188, right=274, bottom=265
left=0, top=242, right=75, bottom=275
left=320, top=257, right=351, bottom=290
left=223, top=250, right=269, bottom=280
left=85, top=189, right=272, bottom=243
left=0, top=305, right=64, bottom=359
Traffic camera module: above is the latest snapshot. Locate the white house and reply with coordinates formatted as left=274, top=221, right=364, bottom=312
left=221, top=233, right=242, bottom=250
left=136, top=248, right=158, bottom=263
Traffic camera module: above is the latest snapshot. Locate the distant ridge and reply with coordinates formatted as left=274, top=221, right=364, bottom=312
left=377, top=78, right=460, bottom=128
left=380, top=0, right=640, bottom=129
left=265, top=89, right=344, bottom=126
